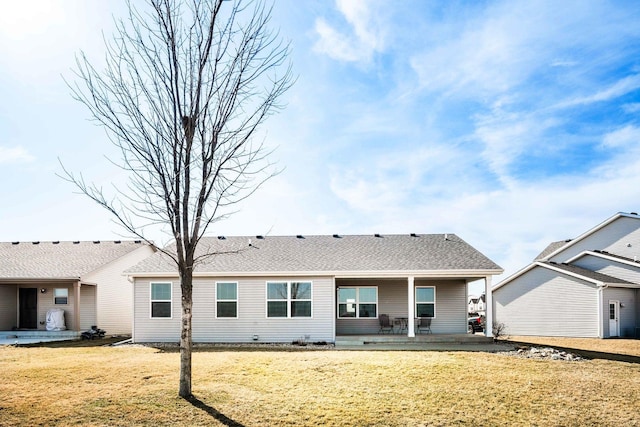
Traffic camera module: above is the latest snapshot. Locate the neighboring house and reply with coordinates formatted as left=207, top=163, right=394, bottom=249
left=126, top=234, right=502, bottom=343
left=468, top=294, right=486, bottom=314
left=0, top=241, right=155, bottom=335
left=493, top=212, right=640, bottom=338
left=468, top=296, right=479, bottom=313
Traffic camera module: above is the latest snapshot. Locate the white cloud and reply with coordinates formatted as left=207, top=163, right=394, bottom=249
left=602, top=125, right=640, bottom=149
left=555, top=74, right=640, bottom=109
left=313, top=0, right=385, bottom=63
left=0, top=146, right=34, bottom=163
left=473, top=107, right=562, bottom=185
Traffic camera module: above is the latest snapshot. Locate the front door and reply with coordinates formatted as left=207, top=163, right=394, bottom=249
left=608, top=300, right=620, bottom=337
left=19, top=288, right=38, bottom=329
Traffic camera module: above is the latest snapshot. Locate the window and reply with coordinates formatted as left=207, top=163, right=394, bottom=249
left=338, top=287, right=377, bottom=318
left=416, top=286, right=435, bottom=317
left=266, top=281, right=312, bottom=318
left=150, top=282, right=172, bottom=318
left=54, top=288, right=68, bottom=305
left=216, top=282, right=237, bottom=318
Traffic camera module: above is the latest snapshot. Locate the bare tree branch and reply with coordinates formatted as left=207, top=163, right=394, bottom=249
left=61, top=0, right=292, bottom=398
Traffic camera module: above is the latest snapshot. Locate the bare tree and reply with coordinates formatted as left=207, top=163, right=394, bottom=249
left=63, top=0, right=292, bottom=398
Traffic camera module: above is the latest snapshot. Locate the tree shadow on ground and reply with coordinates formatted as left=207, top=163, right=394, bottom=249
left=185, top=395, right=245, bottom=427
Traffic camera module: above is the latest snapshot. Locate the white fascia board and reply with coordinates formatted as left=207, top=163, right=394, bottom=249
left=493, top=261, right=607, bottom=291
left=533, top=261, right=604, bottom=286
left=127, top=269, right=503, bottom=280
left=0, top=276, right=81, bottom=284
left=566, top=250, right=640, bottom=269
left=605, top=282, right=640, bottom=289
left=542, top=212, right=640, bottom=261
left=492, top=263, right=538, bottom=291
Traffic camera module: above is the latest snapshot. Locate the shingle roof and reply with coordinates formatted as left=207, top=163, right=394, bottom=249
left=128, top=234, right=502, bottom=275
left=0, top=241, right=149, bottom=280
left=534, top=240, right=571, bottom=260
left=541, top=261, right=635, bottom=285
left=591, top=250, right=640, bottom=265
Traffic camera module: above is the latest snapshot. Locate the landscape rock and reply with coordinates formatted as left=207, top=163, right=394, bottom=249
left=500, top=346, right=584, bottom=361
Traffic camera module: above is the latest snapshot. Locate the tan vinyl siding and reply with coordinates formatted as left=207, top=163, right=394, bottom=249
left=133, top=276, right=334, bottom=343
left=133, top=278, right=181, bottom=342
left=603, top=287, right=636, bottom=338
left=37, top=284, right=75, bottom=331
left=79, top=285, right=97, bottom=330
left=494, top=267, right=599, bottom=337
left=85, top=245, right=156, bottom=335
left=336, top=278, right=403, bottom=335
left=0, top=285, right=17, bottom=329
left=550, top=217, right=640, bottom=263
left=335, top=279, right=467, bottom=335
left=423, top=279, right=467, bottom=334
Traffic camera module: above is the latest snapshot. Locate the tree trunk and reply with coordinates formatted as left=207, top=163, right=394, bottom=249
left=179, top=270, right=193, bottom=398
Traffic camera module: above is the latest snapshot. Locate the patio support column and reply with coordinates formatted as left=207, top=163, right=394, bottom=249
left=407, top=276, right=415, bottom=337
left=74, top=281, right=81, bottom=331
left=484, top=276, right=493, bottom=338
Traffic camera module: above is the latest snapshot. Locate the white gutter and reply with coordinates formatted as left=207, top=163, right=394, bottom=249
left=127, top=269, right=503, bottom=279
left=565, top=250, right=640, bottom=269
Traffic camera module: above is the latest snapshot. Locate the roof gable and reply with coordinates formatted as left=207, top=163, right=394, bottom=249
left=538, top=261, right=635, bottom=285
left=495, top=212, right=640, bottom=291
left=0, top=241, right=150, bottom=280
left=542, top=212, right=640, bottom=261
left=128, top=233, right=502, bottom=276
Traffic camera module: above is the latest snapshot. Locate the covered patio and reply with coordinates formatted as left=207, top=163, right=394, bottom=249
left=0, top=280, right=96, bottom=333
left=335, top=274, right=495, bottom=339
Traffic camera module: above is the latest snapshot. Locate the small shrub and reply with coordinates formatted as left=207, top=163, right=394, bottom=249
left=492, top=320, right=507, bottom=341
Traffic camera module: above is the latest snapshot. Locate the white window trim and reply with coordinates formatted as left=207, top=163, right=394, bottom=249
left=265, top=281, right=313, bottom=319
left=415, top=285, right=436, bottom=318
left=150, top=282, right=173, bottom=319
left=337, top=286, right=378, bottom=319
left=215, top=281, right=238, bottom=319
left=54, top=288, right=69, bottom=305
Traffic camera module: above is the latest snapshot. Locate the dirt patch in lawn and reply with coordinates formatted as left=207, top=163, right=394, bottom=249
left=503, top=336, right=640, bottom=358
left=19, top=336, right=129, bottom=348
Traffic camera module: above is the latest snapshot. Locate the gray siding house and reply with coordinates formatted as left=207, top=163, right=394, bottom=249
left=0, top=241, right=156, bottom=335
left=493, top=212, right=640, bottom=338
left=127, top=233, right=502, bottom=343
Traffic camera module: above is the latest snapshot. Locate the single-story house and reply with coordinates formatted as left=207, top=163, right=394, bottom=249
left=493, top=212, right=640, bottom=338
left=126, top=233, right=503, bottom=343
left=0, top=240, right=155, bottom=335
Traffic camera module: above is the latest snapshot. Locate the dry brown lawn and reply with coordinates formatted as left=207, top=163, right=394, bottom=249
left=1, top=344, right=640, bottom=426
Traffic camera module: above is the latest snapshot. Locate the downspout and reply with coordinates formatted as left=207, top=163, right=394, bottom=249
left=331, top=276, right=336, bottom=343
left=127, top=275, right=136, bottom=343
left=596, top=283, right=608, bottom=339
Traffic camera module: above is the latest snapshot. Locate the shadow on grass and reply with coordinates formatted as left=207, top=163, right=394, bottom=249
left=20, top=337, right=127, bottom=348
left=185, top=395, right=245, bottom=427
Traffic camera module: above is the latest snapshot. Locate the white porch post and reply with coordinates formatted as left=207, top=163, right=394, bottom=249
left=484, top=276, right=493, bottom=338
left=74, top=281, right=81, bottom=331
left=407, top=276, right=415, bottom=337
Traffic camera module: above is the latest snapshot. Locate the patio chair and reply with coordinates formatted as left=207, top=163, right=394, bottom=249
left=417, top=317, right=432, bottom=334
left=378, top=314, right=394, bottom=334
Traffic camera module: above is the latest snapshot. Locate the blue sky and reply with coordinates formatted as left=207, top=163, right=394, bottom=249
left=1, top=1, right=640, bottom=293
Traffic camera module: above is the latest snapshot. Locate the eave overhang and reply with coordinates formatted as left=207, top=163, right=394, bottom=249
left=127, top=268, right=503, bottom=280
